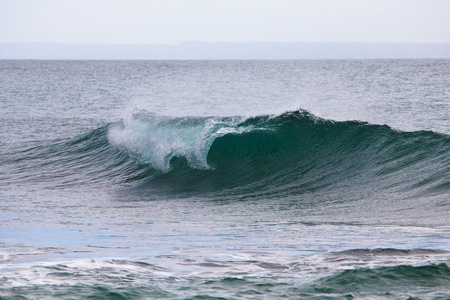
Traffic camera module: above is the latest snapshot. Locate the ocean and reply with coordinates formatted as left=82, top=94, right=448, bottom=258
left=0, top=59, right=449, bottom=299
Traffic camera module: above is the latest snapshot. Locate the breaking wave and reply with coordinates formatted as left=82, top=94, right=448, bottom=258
left=3, top=110, right=449, bottom=199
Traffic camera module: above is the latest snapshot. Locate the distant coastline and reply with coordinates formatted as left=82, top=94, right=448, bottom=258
left=1, top=42, right=450, bottom=60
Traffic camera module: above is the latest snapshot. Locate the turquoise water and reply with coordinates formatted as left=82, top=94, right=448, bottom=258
left=0, top=60, right=449, bottom=299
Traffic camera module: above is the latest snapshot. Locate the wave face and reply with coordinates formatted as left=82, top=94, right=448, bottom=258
left=4, top=110, right=449, bottom=200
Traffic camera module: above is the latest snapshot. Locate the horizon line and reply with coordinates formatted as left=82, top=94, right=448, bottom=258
left=2, top=41, right=450, bottom=45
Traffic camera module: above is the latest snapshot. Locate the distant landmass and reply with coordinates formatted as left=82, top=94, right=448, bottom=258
left=1, top=42, right=450, bottom=60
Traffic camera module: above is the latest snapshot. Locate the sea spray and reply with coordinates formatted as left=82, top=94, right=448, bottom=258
left=108, top=109, right=253, bottom=172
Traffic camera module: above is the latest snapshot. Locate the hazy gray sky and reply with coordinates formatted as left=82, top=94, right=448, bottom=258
left=1, top=0, right=449, bottom=44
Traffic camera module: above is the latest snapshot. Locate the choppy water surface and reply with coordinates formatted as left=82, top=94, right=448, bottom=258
left=0, top=60, right=449, bottom=299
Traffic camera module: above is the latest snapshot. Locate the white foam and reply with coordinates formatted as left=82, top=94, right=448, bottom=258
left=107, top=111, right=250, bottom=172
left=1, top=248, right=448, bottom=289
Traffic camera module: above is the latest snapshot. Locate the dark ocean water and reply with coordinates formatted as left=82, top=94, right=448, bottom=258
left=0, top=60, right=449, bottom=299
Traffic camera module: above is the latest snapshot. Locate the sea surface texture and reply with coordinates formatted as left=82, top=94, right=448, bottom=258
left=0, top=60, right=449, bottom=299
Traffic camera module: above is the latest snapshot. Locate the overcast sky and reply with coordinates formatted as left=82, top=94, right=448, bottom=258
left=1, top=0, right=449, bottom=45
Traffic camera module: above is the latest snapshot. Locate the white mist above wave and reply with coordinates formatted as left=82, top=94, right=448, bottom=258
left=107, top=110, right=257, bottom=172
